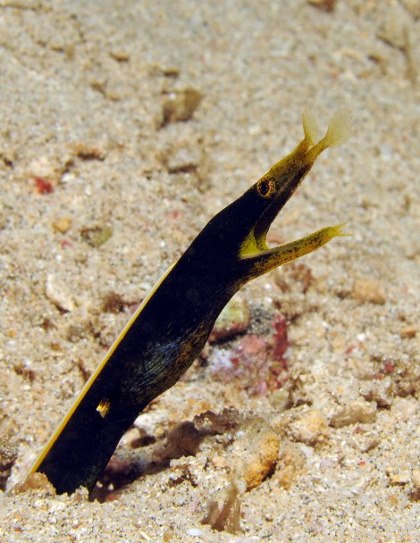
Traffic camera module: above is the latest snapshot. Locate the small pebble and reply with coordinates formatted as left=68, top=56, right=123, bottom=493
left=162, top=87, right=202, bottom=126
left=0, top=436, right=17, bottom=490
left=72, top=142, right=106, bottom=160
left=377, top=7, right=411, bottom=49
left=45, top=273, right=76, bottom=312
left=330, top=399, right=377, bottom=428
left=52, top=217, right=72, bottom=234
left=411, top=469, right=420, bottom=500
left=29, top=156, right=56, bottom=181
left=161, top=66, right=180, bottom=78
left=81, top=225, right=113, bottom=247
left=186, top=528, right=203, bottom=537
left=229, top=418, right=279, bottom=490
left=352, top=277, right=386, bottom=305
left=400, top=325, right=417, bottom=338
left=288, top=409, right=329, bottom=445
left=307, top=0, right=336, bottom=13
left=209, top=295, right=251, bottom=343
left=12, top=473, right=56, bottom=496
left=118, top=427, right=142, bottom=448
left=164, top=421, right=202, bottom=458
left=386, top=466, right=411, bottom=485
left=202, top=483, right=241, bottom=534
left=360, top=377, right=394, bottom=408
left=110, top=49, right=130, bottom=62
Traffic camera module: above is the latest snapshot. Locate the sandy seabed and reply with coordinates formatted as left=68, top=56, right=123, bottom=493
left=0, top=1, right=419, bottom=542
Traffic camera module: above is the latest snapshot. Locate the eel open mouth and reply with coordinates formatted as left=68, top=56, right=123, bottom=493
left=237, top=109, right=351, bottom=279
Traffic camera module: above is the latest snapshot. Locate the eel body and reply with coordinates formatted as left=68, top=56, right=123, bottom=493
left=29, top=109, right=350, bottom=494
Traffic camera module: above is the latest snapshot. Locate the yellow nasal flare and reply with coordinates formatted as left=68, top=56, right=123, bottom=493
left=305, top=108, right=352, bottom=162
left=323, top=109, right=352, bottom=148
left=302, top=107, right=319, bottom=145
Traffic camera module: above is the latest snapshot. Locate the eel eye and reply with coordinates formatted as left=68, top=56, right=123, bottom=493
left=257, top=178, right=275, bottom=198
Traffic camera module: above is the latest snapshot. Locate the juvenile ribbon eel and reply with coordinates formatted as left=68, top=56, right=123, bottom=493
left=28, top=109, right=351, bottom=494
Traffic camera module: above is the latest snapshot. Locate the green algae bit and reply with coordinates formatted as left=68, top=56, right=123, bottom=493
left=28, top=109, right=351, bottom=494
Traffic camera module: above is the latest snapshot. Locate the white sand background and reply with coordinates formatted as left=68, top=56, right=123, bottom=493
left=0, top=1, right=419, bottom=541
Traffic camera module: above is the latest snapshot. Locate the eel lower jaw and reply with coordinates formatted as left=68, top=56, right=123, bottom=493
left=239, top=217, right=283, bottom=259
